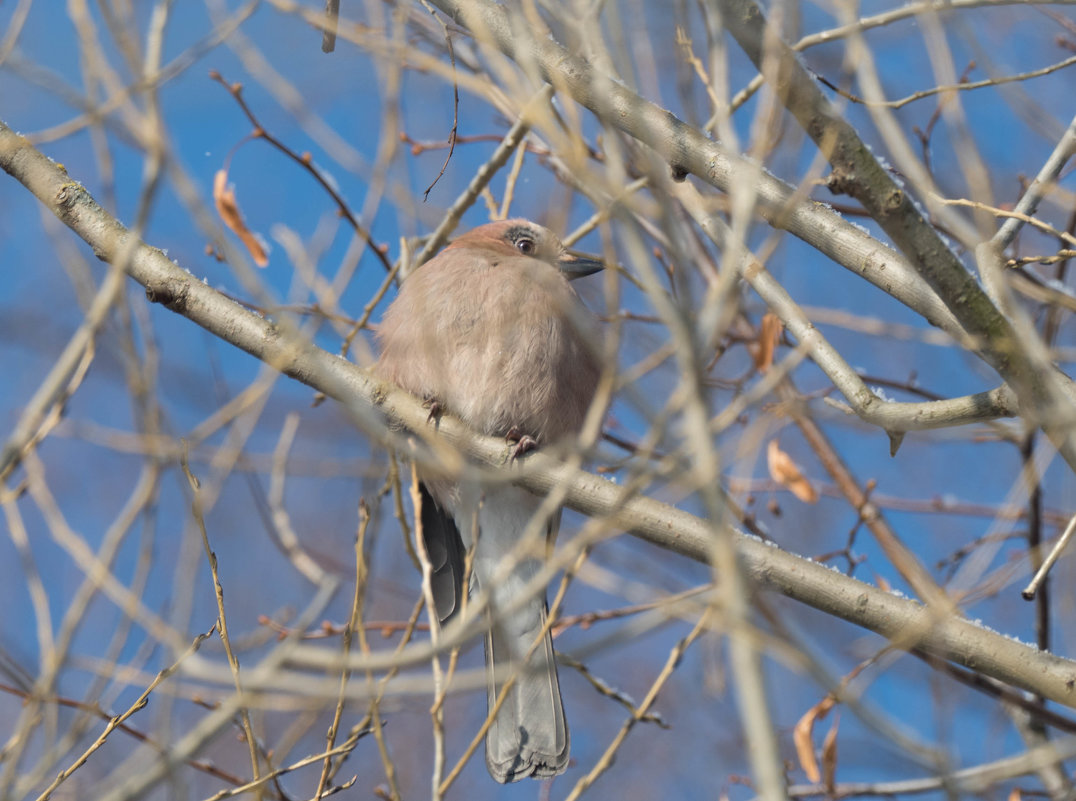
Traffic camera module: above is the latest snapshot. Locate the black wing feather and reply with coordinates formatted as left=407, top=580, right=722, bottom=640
left=418, top=482, right=466, bottom=624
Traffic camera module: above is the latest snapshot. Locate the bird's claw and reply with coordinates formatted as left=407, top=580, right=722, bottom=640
left=423, top=397, right=444, bottom=424
left=505, top=426, right=539, bottom=460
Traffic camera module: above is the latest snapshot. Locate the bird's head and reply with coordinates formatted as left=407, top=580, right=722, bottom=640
left=447, top=219, right=603, bottom=280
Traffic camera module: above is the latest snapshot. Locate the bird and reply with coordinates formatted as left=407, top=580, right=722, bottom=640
left=376, top=219, right=602, bottom=782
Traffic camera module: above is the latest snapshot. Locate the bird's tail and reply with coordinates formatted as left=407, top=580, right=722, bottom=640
left=483, top=598, right=569, bottom=783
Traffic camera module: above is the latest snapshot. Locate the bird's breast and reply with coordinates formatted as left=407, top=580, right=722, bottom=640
left=377, top=255, right=599, bottom=443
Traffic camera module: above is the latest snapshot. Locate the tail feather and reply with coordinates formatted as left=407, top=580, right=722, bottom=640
left=484, top=601, right=569, bottom=782
left=435, top=483, right=570, bottom=782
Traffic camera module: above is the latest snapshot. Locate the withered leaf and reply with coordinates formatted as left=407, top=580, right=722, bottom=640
left=767, top=440, right=819, bottom=504
left=213, top=169, right=268, bottom=267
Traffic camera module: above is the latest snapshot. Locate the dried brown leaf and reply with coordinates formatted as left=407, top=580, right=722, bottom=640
left=754, top=312, right=782, bottom=372
left=767, top=440, right=819, bottom=504
left=822, top=714, right=839, bottom=792
left=793, top=695, right=835, bottom=783
left=213, top=169, right=268, bottom=267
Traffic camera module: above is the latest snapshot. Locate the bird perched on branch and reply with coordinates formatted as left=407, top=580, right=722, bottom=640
left=376, top=219, right=602, bottom=782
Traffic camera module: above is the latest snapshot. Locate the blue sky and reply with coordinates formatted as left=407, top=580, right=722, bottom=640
left=2, top=2, right=1076, bottom=799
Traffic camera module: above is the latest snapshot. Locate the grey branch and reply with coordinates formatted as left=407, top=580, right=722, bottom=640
left=3, top=119, right=1076, bottom=710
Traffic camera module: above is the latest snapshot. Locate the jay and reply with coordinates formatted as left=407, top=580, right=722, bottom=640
left=376, top=219, right=601, bottom=782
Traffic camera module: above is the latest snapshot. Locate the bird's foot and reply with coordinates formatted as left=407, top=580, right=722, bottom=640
left=423, top=397, right=445, bottom=424
left=505, top=426, right=539, bottom=460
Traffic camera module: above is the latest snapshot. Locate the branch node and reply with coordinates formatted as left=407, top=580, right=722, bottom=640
left=825, top=170, right=854, bottom=196
left=54, top=181, right=81, bottom=208
left=145, top=282, right=188, bottom=312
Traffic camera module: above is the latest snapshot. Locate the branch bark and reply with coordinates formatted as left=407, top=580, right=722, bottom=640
left=422, top=0, right=1076, bottom=470
left=711, top=0, right=1076, bottom=471
left=3, top=119, right=1076, bottom=709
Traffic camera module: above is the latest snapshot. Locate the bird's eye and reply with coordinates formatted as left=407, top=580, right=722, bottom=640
left=515, top=236, right=536, bottom=255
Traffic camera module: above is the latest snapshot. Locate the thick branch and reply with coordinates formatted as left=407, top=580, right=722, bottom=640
left=3, top=119, right=1076, bottom=707
left=424, top=0, right=1076, bottom=470
left=274, top=0, right=967, bottom=345
left=711, top=0, right=1076, bottom=469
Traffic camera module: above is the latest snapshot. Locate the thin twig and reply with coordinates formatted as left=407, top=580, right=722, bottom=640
left=31, top=628, right=215, bottom=801
left=313, top=501, right=371, bottom=799
left=562, top=610, right=712, bottom=801
left=817, top=54, right=1076, bottom=110
left=409, top=84, right=555, bottom=274
left=353, top=499, right=402, bottom=800
left=180, top=450, right=264, bottom=800
left=209, top=70, right=393, bottom=272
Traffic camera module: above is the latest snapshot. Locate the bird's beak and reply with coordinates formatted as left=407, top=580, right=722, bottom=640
left=557, top=249, right=603, bottom=280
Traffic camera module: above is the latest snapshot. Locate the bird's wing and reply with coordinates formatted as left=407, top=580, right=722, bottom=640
left=418, top=481, right=466, bottom=625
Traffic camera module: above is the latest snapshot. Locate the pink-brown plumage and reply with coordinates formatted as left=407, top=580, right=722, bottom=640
left=375, top=219, right=602, bottom=783
left=377, top=219, right=600, bottom=443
